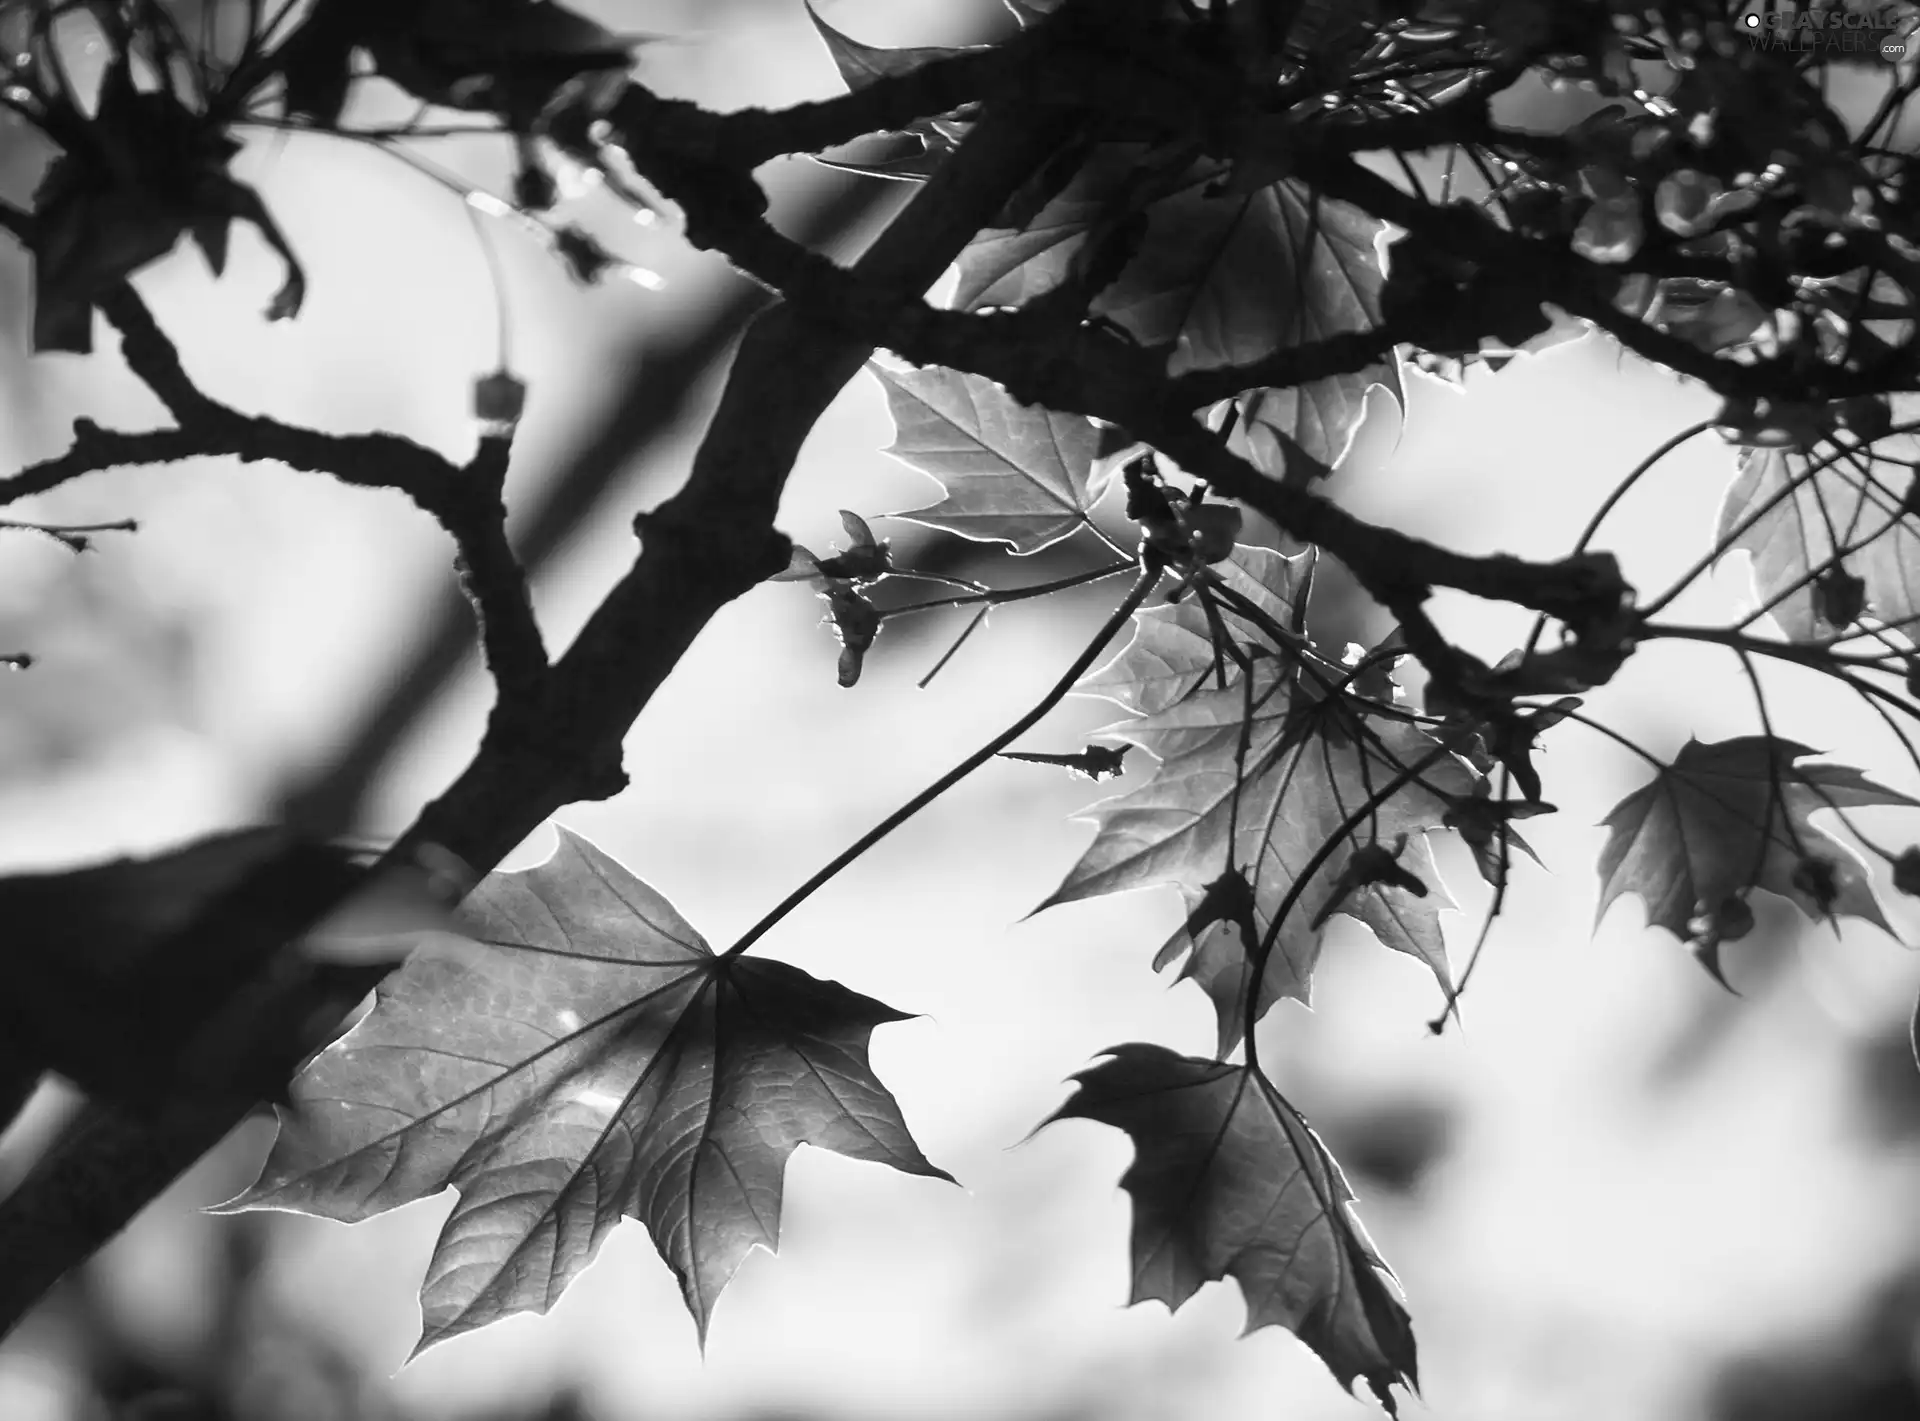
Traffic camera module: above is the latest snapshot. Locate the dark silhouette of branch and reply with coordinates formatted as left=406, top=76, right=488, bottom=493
left=281, top=175, right=894, bottom=832
left=0, top=83, right=1077, bottom=1344
left=0, top=243, right=551, bottom=724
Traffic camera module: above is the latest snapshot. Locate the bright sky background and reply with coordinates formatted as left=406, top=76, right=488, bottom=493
left=4, top=4, right=1920, bottom=1420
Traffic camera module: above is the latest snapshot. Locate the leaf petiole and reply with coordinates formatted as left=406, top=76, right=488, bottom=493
left=722, top=563, right=1161, bottom=960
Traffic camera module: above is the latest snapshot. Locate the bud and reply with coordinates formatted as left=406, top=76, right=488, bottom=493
left=473, top=370, right=528, bottom=436
left=1813, top=566, right=1866, bottom=629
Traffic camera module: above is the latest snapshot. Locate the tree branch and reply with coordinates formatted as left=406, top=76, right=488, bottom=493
left=0, top=421, right=207, bottom=504
left=436, top=435, right=549, bottom=703
left=0, top=86, right=1078, bottom=1345
left=1, top=284, right=552, bottom=710
left=280, top=177, right=894, bottom=833
left=557, top=82, right=1637, bottom=644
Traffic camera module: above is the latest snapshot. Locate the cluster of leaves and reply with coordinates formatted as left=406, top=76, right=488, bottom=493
left=748, top=0, right=1920, bottom=1408
left=0, top=0, right=649, bottom=360
left=21, top=0, right=1920, bottom=1417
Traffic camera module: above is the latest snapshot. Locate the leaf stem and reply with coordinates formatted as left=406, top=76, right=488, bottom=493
left=1520, top=419, right=1712, bottom=661
left=1428, top=760, right=1513, bottom=1034
left=1555, top=705, right=1666, bottom=767
left=1635, top=427, right=1911, bottom=623
left=1728, top=642, right=1814, bottom=894
left=1640, top=621, right=1912, bottom=670
left=721, top=564, right=1161, bottom=960
left=881, top=559, right=1135, bottom=619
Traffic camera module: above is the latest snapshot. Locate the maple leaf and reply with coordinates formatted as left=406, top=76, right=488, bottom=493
left=222, top=829, right=947, bottom=1353
left=1041, top=1044, right=1417, bottom=1415
left=1076, top=599, right=1223, bottom=715
left=1717, top=439, right=1920, bottom=642
left=387, top=0, right=641, bottom=118
left=275, top=0, right=648, bottom=128
left=872, top=362, right=1102, bottom=553
left=1596, top=736, right=1917, bottom=945
left=1043, top=549, right=1472, bottom=1051
left=1443, top=789, right=1550, bottom=890
left=803, top=5, right=983, bottom=181
left=29, top=58, right=304, bottom=352
left=954, top=144, right=1154, bottom=312
left=806, top=3, right=989, bottom=89
left=1078, top=545, right=1302, bottom=717
left=953, top=150, right=1402, bottom=472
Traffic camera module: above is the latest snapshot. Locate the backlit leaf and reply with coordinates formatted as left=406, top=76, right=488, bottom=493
left=954, top=152, right=1402, bottom=471
left=363, top=0, right=643, bottom=118
left=873, top=362, right=1101, bottom=553
left=1042, top=550, right=1470, bottom=1050
left=1596, top=736, right=1916, bottom=942
left=1717, top=438, right=1920, bottom=642
left=1078, top=545, right=1302, bottom=716
left=803, top=5, right=983, bottom=178
left=806, top=3, right=987, bottom=88
left=1041, top=1044, right=1417, bottom=1414
left=29, top=61, right=303, bottom=352
left=224, top=829, right=947, bottom=1353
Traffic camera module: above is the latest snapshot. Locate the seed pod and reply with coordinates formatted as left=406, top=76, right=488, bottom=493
left=1572, top=193, right=1646, bottom=263
left=1813, top=566, right=1866, bottom=629
left=1654, top=169, right=1723, bottom=236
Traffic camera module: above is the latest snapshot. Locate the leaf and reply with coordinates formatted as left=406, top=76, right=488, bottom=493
left=1443, top=790, right=1550, bottom=890
left=1482, top=695, right=1581, bottom=805
left=1078, top=545, right=1303, bottom=716
left=873, top=362, right=1101, bottom=553
left=954, top=153, right=1402, bottom=471
left=805, top=3, right=987, bottom=89
left=802, top=6, right=983, bottom=178
left=954, top=145, right=1178, bottom=312
left=1717, top=438, right=1920, bottom=642
left=812, top=135, right=951, bottom=182
left=272, top=0, right=362, bottom=124
left=224, top=829, right=947, bottom=1353
left=362, top=0, right=645, bottom=119
left=1077, top=601, right=1222, bottom=716
left=28, top=61, right=303, bottom=352
left=1043, top=551, right=1472, bottom=1051
left=1041, top=1044, right=1417, bottom=1415
left=1596, top=736, right=1917, bottom=942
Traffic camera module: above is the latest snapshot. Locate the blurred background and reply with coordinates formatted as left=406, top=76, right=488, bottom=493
left=5, top=1, right=1920, bottom=1418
